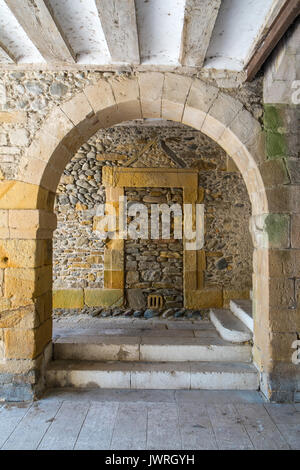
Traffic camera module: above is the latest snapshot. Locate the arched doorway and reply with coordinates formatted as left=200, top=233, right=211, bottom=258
left=0, top=73, right=294, bottom=401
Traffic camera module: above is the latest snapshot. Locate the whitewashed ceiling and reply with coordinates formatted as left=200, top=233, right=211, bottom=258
left=0, top=0, right=287, bottom=74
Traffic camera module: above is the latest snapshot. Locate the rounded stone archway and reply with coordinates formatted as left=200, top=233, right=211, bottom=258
left=0, top=73, right=298, bottom=402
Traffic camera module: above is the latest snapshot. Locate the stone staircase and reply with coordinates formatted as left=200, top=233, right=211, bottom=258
left=210, top=299, right=253, bottom=343
left=46, top=303, right=258, bottom=391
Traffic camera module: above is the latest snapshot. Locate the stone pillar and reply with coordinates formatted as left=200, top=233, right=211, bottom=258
left=258, top=20, right=300, bottom=402
left=251, top=214, right=300, bottom=401
left=0, top=207, right=56, bottom=401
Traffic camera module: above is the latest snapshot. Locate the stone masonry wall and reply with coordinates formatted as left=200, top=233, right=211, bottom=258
left=0, top=70, right=263, bottom=182
left=125, top=187, right=184, bottom=309
left=0, top=69, right=261, bottom=312
left=259, top=19, right=300, bottom=401
left=53, top=123, right=252, bottom=307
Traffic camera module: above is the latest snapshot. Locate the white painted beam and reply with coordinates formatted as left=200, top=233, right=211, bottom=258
left=0, top=42, right=16, bottom=63
left=95, top=0, right=140, bottom=64
left=180, top=0, right=221, bottom=67
left=4, top=0, right=76, bottom=64
left=204, top=0, right=275, bottom=71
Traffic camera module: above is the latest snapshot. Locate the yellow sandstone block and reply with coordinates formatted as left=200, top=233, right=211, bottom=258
left=0, top=240, right=51, bottom=268
left=53, top=289, right=84, bottom=309
left=4, top=320, right=52, bottom=359
left=185, top=288, right=223, bottom=309
left=0, top=181, right=50, bottom=210
left=4, top=266, right=52, bottom=306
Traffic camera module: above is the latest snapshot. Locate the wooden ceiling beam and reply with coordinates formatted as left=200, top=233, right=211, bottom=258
left=4, top=0, right=76, bottom=64
left=246, top=0, right=300, bottom=81
left=0, top=42, right=17, bottom=64
left=95, top=0, right=140, bottom=64
left=180, top=0, right=221, bottom=67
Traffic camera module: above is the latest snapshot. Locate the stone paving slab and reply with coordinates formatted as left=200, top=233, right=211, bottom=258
left=0, top=392, right=299, bottom=450
left=53, top=317, right=213, bottom=331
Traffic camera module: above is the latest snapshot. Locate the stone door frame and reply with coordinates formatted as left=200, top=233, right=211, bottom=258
left=97, top=166, right=216, bottom=310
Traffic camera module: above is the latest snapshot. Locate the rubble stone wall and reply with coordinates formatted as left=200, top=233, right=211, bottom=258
left=53, top=123, right=252, bottom=308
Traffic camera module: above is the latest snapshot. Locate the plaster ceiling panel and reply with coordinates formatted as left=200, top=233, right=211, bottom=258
left=136, top=0, right=186, bottom=65
left=204, top=0, right=275, bottom=70
left=0, top=0, right=45, bottom=63
left=47, top=0, right=111, bottom=64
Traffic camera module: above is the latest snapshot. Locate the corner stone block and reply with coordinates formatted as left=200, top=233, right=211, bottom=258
left=84, top=288, right=124, bottom=308
left=0, top=305, right=40, bottom=329
left=35, top=290, right=53, bottom=324
left=139, top=72, right=164, bottom=119
left=53, top=288, right=84, bottom=309
left=4, top=320, right=52, bottom=360
left=4, top=266, right=52, bottom=307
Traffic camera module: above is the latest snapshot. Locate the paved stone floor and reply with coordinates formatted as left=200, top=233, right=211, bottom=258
left=0, top=389, right=299, bottom=450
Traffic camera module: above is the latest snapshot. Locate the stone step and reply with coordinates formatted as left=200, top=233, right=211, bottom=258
left=210, top=309, right=253, bottom=344
left=53, top=334, right=252, bottom=363
left=46, top=360, right=259, bottom=390
left=230, top=299, right=253, bottom=332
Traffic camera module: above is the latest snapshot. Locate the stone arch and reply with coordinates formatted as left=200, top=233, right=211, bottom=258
left=1, top=72, right=294, bottom=402
left=18, top=73, right=268, bottom=217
